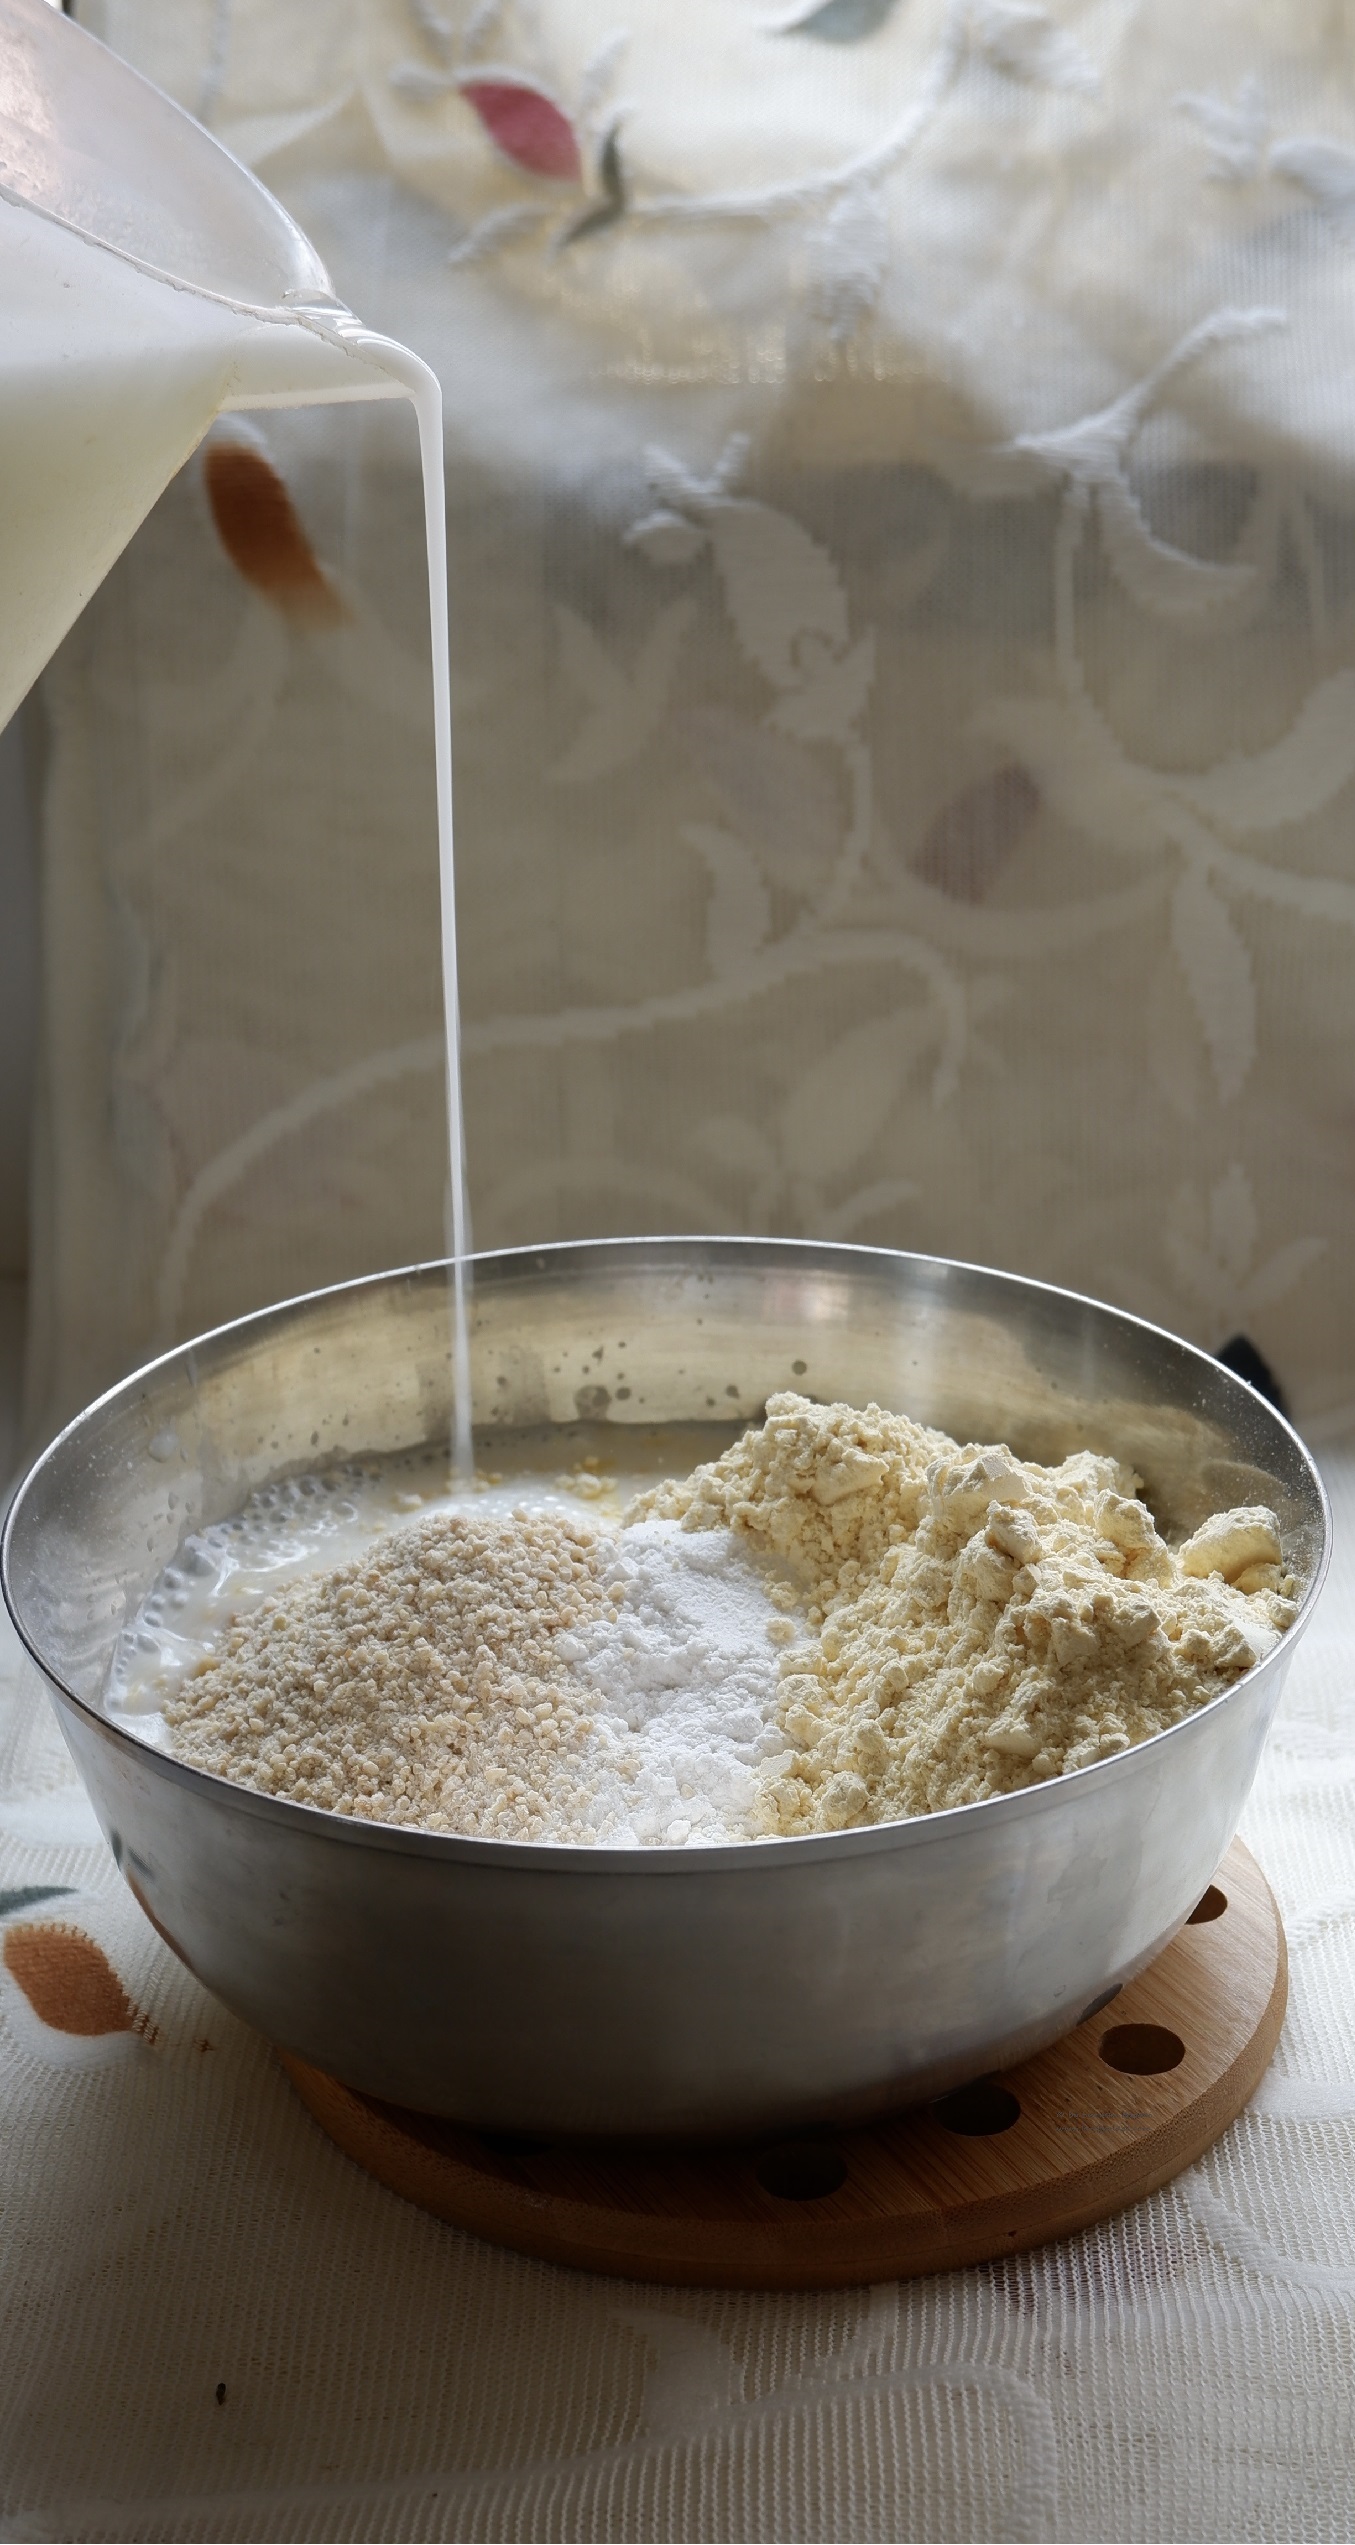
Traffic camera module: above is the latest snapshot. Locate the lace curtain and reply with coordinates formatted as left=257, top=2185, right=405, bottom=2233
left=25, top=0, right=1355, bottom=1439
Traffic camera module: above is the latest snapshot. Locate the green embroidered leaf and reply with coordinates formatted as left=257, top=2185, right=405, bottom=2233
left=563, top=127, right=627, bottom=246
left=774, top=0, right=898, bottom=41
left=0, top=1886, right=75, bottom=1921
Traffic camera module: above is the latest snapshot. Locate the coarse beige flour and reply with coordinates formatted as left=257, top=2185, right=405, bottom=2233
left=154, top=1395, right=1299, bottom=1843
left=163, top=1508, right=613, bottom=1838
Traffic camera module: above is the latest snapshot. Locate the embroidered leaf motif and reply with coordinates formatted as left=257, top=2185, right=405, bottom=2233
left=1208, top=1160, right=1257, bottom=1286
left=447, top=203, right=544, bottom=267
left=1170, top=869, right=1256, bottom=1104
left=2, top=1924, right=147, bottom=2038
left=563, top=126, right=627, bottom=246
left=687, top=1115, right=779, bottom=1181
left=409, top=0, right=456, bottom=62
left=1271, top=137, right=1355, bottom=228
left=769, top=633, right=876, bottom=743
left=1096, top=469, right=1258, bottom=623
left=1162, top=1170, right=1323, bottom=1332
left=911, top=764, right=1040, bottom=902
left=1242, top=1238, right=1328, bottom=1314
left=203, top=438, right=346, bottom=628
left=974, top=693, right=1152, bottom=860
left=624, top=509, right=708, bottom=566
left=683, top=705, right=843, bottom=897
left=768, top=0, right=899, bottom=40
left=550, top=598, right=695, bottom=784
left=0, top=1886, right=74, bottom=1921
left=1175, top=78, right=1268, bottom=184
left=706, top=503, right=850, bottom=688
left=460, top=78, right=581, bottom=180
left=1002, top=307, right=1286, bottom=620
left=809, top=184, right=890, bottom=340
left=781, top=1014, right=920, bottom=1182
left=1180, top=672, right=1355, bottom=833
left=683, top=823, right=773, bottom=975
left=646, top=437, right=749, bottom=514
left=389, top=59, right=456, bottom=100
left=967, top=0, right=1097, bottom=91
left=577, top=31, right=628, bottom=126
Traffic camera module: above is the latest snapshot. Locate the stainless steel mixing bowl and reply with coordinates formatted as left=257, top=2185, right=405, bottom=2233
left=1, top=1239, right=1330, bottom=2139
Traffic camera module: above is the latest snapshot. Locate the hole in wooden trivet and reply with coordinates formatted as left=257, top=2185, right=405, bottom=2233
left=755, top=2142, right=848, bottom=2201
left=478, top=2131, right=550, bottom=2159
left=1078, top=1983, right=1122, bottom=2025
left=1188, top=1885, right=1227, bottom=1924
left=931, top=2080, right=1021, bottom=2136
left=1098, top=2024, right=1185, bottom=2075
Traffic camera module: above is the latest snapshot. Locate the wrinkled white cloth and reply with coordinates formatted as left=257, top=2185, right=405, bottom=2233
left=0, top=1450, right=1352, bottom=2543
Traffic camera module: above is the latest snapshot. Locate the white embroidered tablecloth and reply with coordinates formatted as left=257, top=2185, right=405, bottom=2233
left=2, top=1453, right=1352, bottom=2544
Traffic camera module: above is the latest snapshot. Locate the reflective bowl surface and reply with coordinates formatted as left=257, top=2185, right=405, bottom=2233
left=1, top=1239, right=1330, bottom=2138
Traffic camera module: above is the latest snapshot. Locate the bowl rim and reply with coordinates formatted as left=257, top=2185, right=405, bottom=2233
left=1, top=1233, right=1333, bottom=1876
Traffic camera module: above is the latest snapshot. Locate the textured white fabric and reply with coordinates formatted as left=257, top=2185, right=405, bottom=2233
left=0, top=1454, right=1352, bottom=2543
left=25, top=0, right=1355, bottom=1435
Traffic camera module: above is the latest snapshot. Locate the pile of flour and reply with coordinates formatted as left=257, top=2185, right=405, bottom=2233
left=159, top=1394, right=1301, bottom=1845
left=639, top=1394, right=1300, bottom=1833
left=162, top=1506, right=794, bottom=1846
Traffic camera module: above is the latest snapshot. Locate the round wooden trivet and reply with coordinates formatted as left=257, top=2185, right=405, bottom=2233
left=280, top=1835, right=1284, bottom=2291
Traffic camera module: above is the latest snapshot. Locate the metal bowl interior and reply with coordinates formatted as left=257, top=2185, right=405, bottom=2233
left=0, top=1239, right=1331, bottom=2137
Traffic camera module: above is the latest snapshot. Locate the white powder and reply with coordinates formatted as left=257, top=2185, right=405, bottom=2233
left=562, top=1519, right=793, bottom=1844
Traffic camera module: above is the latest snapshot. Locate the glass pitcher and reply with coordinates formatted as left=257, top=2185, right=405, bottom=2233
left=0, top=0, right=410, bottom=725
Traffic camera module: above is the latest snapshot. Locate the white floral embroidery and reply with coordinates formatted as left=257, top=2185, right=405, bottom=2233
left=550, top=595, right=695, bottom=782
left=1175, top=76, right=1269, bottom=183
left=626, top=436, right=888, bottom=911
left=1112, top=1166, right=1325, bottom=1345
left=966, top=0, right=1096, bottom=93
left=996, top=307, right=1286, bottom=622
left=682, top=821, right=773, bottom=975
left=1270, top=137, right=1355, bottom=231
left=807, top=180, right=890, bottom=340
left=1177, top=83, right=1355, bottom=237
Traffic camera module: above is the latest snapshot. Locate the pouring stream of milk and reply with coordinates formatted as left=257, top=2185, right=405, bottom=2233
left=2, top=195, right=474, bottom=1468
left=313, top=317, right=475, bottom=1478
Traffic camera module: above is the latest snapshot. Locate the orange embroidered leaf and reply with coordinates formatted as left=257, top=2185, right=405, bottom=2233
left=460, top=79, right=581, bottom=180
left=202, top=442, right=346, bottom=628
left=3, top=1922, right=151, bottom=2038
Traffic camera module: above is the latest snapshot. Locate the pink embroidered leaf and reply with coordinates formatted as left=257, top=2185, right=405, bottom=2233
left=911, top=764, right=1040, bottom=904
left=460, top=79, right=581, bottom=181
